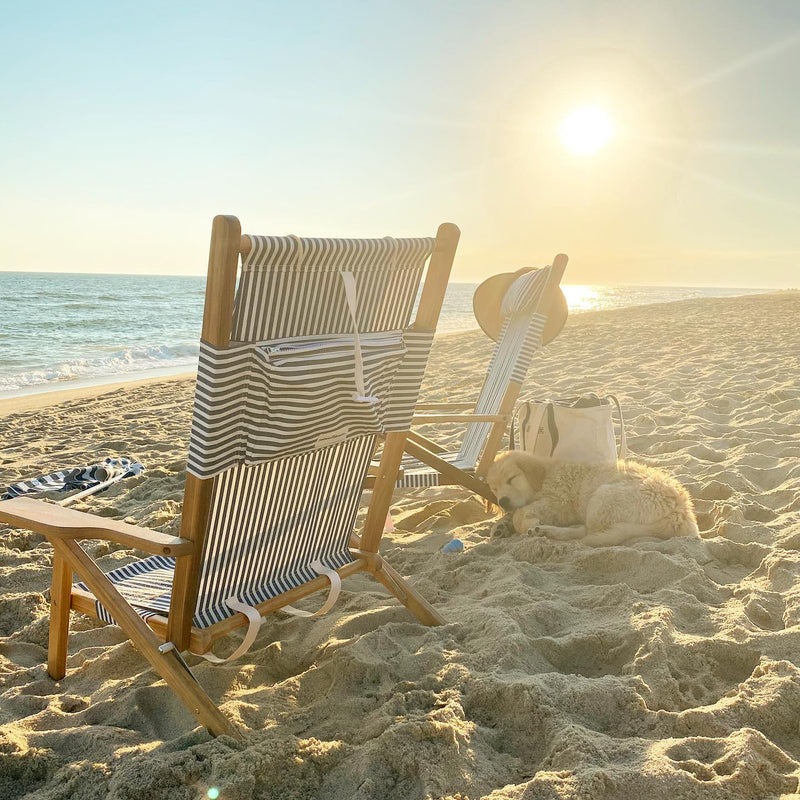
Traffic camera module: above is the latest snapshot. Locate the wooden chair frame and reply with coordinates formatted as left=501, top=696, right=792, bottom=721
left=397, top=254, right=568, bottom=505
left=0, top=216, right=460, bottom=737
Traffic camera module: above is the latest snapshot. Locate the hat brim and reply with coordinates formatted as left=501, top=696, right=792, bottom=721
left=473, top=268, right=568, bottom=344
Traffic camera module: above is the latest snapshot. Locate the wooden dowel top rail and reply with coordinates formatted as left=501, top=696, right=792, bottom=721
left=238, top=224, right=461, bottom=260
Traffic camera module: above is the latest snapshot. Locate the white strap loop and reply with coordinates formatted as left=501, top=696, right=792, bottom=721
left=281, top=559, right=342, bottom=618
left=193, top=597, right=265, bottom=664
left=340, top=270, right=379, bottom=404
left=192, top=560, right=341, bottom=663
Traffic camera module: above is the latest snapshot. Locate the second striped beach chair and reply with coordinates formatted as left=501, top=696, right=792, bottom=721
left=395, top=255, right=568, bottom=503
left=0, top=215, right=459, bottom=737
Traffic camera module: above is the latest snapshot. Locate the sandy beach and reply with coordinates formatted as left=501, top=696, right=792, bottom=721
left=1, top=291, right=800, bottom=799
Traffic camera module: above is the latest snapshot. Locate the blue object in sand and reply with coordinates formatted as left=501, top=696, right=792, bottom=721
left=441, top=538, right=464, bottom=554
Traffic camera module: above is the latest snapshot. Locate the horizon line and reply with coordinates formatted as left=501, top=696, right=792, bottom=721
left=0, top=268, right=784, bottom=291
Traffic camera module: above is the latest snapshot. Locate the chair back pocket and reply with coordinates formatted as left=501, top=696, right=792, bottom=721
left=249, top=332, right=406, bottom=460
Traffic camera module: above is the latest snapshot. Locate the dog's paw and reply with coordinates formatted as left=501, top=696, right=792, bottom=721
left=513, top=508, right=539, bottom=536
left=491, top=516, right=516, bottom=538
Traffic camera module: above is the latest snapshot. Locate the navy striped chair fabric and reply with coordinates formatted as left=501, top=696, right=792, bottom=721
left=80, top=234, right=437, bottom=631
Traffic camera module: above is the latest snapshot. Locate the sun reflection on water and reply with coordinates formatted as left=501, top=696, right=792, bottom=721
left=561, top=284, right=605, bottom=312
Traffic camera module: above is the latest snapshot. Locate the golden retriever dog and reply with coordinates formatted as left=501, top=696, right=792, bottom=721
left=487, top=451, right=699, bottom=546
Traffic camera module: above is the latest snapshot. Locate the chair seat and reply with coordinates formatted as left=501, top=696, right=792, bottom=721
left=75, top=555, right=175, bottom=625
left=75, top=550, right=357, bottom=629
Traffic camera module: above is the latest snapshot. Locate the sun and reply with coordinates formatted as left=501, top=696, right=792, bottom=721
left=558, top=105, right=614, bottom=156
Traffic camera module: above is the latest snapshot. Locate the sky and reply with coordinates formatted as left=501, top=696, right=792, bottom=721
left=1, top=0, right=799, bottom=286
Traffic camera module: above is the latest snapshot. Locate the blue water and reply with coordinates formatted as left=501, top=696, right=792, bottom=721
left=0, top=273, right=205, bottom=394
left=0, top=272, right=769, bottom=395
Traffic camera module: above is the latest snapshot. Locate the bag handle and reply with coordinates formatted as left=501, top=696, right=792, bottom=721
left=281, top=560, right=343, bottom=618
left=522, top=401, right=549, bottom=454
left=544, top=403, right=559, bottom=456
left=510, top=402, right=527, bottom=450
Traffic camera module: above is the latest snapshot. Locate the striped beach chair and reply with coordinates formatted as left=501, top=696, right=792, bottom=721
left=0, top=215, right=459, bottom=737
left=395, top=255, right=568, bottom=503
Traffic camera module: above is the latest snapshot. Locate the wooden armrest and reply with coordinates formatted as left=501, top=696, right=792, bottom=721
left=412, top=413, right=507, bottom=424
left=0, top=497, right=194, bottom=558
left=414, top=402, right=475, bottom=411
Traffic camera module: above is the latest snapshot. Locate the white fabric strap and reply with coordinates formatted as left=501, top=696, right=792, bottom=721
left=193, top=560, right=341, bottom=663
left=193, top=597, right=265, bottom=664
left=340, top=270, right=379, bottom=404
left=281, top=559, right=343, bottom=618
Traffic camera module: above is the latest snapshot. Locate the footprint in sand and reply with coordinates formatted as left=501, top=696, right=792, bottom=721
left=696, top=480, right=734, bottom=501
left=741, top=500, right=776, bottom=523
left=636, top=639, right=761, bottom=712
left=462, top=683, right=550, bottom=766
left=0, top=593, right=48, bottom=637
left=739, top=463, right=796, bottom=491
left=664, top=737, right=729, bottom=781
left=686, top=444, right=728, bottom=463
left=771, top=398, right=800, bottom=413
left=740, top=592, right=786, bottom=631
left=664, top=730, right=798, bottom=795
left=59, top=695, right=89, bottom=713
left=534, top=629, right=642, bottom=678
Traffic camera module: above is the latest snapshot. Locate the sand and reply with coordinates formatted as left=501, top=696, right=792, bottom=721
left=1, top=292, right=799, bottom=800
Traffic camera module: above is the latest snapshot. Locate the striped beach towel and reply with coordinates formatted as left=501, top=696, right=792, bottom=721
left=1, top=458, right=144, bottom=501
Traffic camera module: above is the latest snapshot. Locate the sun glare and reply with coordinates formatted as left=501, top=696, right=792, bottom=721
left=558, top=105, right=614, bottom=156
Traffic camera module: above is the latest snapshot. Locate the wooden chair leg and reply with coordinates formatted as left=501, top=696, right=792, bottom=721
left=48, top=553, right=72, bottom=680
left=371, top=556, right=445, bottom=626
left=51, top=537, right=239, bottom=739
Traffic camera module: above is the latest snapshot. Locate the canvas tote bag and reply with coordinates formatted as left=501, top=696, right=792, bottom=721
left=514, top=394, right=627, bottom=464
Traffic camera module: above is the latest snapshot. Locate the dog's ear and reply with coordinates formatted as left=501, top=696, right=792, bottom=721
left=487, top=451, right=511, bottom=489
left=517, top=455, right=546, bottom=492
left=490, top=451, right=513, bottom=471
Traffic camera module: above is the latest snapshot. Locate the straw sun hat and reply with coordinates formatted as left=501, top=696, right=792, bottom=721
left=472, top=266, right=568, bottom=343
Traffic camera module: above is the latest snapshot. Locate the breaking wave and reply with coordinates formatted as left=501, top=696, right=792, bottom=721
left=0, top=343, right=199, bottom=393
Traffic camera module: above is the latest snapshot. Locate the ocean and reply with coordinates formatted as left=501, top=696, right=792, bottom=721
left=0, top=271, right=769, bottom=398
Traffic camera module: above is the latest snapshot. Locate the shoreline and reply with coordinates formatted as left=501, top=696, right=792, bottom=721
left=0, top=370, right=196, bottom=416
left=1, top=289, right=793, bottom=416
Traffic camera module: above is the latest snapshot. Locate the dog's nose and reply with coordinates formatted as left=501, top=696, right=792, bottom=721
left=498, top=496, right=513, bottom=512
